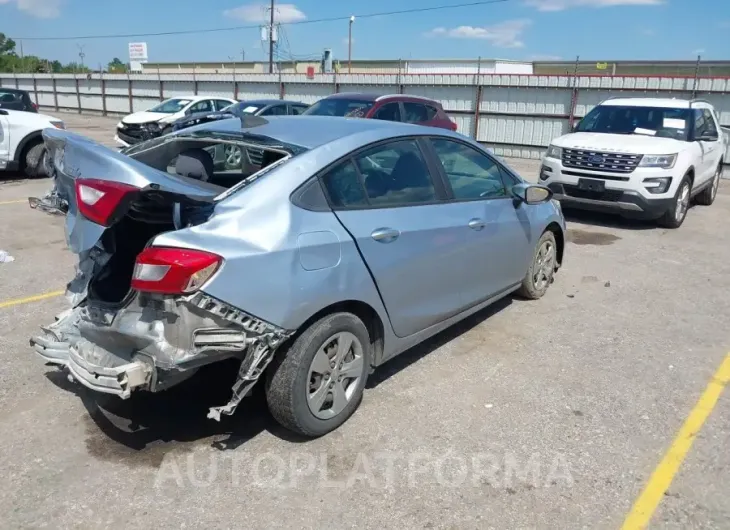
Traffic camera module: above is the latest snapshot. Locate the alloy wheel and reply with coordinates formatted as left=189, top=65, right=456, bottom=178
left=532, top=240, right=555, bottom=291
left=224, top=145, right=242, bottom=169
left=675, top=182, right=690, bottom=222
left=306, top=332, right=364, bottom=420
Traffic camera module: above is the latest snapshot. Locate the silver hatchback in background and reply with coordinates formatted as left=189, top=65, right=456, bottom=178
left=30, top=115, right=566, bottom=437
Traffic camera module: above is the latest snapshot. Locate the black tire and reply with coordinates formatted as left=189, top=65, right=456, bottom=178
left=658, top=174, right=691, bottom=229
left=266, top=312, right=371, bottom=437
left=517, top=230, right=557, bottom=300
left=22, top=140, right=48, bottom=178
left=695, top=164, right=722, bottom=206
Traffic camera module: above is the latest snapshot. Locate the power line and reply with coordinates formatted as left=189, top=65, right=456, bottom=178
left=10, top=0, right=511, bottom=41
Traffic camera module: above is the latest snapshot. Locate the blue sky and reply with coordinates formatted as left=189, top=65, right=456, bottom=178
left=1, top=0, right=728, bottom=67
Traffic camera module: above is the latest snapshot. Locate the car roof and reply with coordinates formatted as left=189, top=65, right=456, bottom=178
left=320, top=92, right=439, bottom=105
left=0, top=87, right=28, bottom=94
left=237, top=99, right=306, bottom=106
left=601, top=97, right=698, bottom=109
left=321, top=92, right=381, bottom=101
left=182, top=114, right=460, bottom=150
left=167, top=95, right=233, bottom=102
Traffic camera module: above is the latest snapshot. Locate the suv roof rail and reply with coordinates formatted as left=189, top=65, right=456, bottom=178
left=689, top=98, right=711, bottom=108
left=375, top=94, right=437, bottom=103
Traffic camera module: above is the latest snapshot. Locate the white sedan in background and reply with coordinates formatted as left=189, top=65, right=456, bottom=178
left=115, top=95, right=237, bottom=147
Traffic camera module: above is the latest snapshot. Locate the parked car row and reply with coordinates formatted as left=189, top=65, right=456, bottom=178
left=113, top=92, right=458, bottom=147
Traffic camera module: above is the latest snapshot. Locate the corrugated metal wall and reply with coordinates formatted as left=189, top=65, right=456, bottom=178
left=2, top=72, right=729, bottom=164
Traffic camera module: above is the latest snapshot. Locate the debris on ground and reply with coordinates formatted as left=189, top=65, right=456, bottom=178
left=0, top=250, right=15, bottom=263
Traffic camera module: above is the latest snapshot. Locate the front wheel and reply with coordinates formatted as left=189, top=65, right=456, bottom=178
left=658, top=175, right=691, bottom=229
left=518, top=230, right=557, bottom=300
left=23, top=141, right=48, bottom=178
left=266, top=312, right=371, bottom=437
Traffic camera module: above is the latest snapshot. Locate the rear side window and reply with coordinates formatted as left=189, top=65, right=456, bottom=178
left=214, top=99, right=233, bottom=111
left=290, top=104, right=308, bottom=115
left=402, top=102, right=429, bottom=123
left=322, top=140, right=438, bottom=208
left=0, top=90, right=22, bottom=104
left=425, top=105, right=439, bottom=120
left=321, top=161, right=368, bottom=208
left=261, top=104, right=287, bottom=116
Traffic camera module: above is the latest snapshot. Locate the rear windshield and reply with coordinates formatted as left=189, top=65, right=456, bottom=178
left=303, top=98, right=374, bottom=118
left=577, top=105, right=691, bottom=141
left=222, top=102, right=264, bottom=114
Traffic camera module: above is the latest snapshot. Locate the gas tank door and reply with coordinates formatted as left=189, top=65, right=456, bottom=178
left=297, top=231, right=341, bottom=271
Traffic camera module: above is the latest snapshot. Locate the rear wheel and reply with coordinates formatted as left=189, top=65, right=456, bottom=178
left=22, top=140, right=48, bottom=178
left=266, top=312, right=371, bottom=437
left=658, top=175, right=691, bottom=228
left=695, top=164, right=722, bottom=206
left=518, top=230, right=557, bottom=300
left=223, top=145, right=242, bottom=170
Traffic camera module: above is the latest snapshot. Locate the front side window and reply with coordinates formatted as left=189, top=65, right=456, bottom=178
left=303, top=98, right=374, bottom=118
left=189, top=100, right=214, bottom=113
left=702, top=109, right=719, bottom=138
left=261, top=104, right=287, bottom=116
left=430, top=139, right=507, bottom=200
left=372, top=103, right=401, bottom=122
left=149, top=98, right=193, bottom=113
left=576, top=105, right=691, bottom=141
left=214, top=99, right=234, bottom=111
left=290, top=104, right=309, bottom=115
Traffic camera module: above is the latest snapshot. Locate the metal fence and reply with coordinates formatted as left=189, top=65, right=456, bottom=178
left=2, top=71, right=730, bottom=163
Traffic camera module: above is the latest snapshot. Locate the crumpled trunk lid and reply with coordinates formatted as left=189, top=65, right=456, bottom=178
left=42, top=128, right=224, bottom=255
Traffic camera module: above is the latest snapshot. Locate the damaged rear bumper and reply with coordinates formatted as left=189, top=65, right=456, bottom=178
left=31, top=291, right=293, bottom=417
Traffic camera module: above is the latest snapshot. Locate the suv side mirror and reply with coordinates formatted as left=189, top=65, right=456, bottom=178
left=697, top=134, right=718, bottom=142
left=512, top=183, right=553, bottom=205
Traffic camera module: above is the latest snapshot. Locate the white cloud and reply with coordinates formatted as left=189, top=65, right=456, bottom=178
left=0, top=0, right=62, bottom=18
left=224, top=3, right=306, bottom=23
left=529, top=54, right=563, bottom=60
left=525, top=0, right=664, bottom=11
left=426, top=19, right=532, bottom=48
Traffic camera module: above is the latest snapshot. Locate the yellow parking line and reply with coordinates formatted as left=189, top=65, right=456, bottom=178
left=621, top=352, right=730, bottom=530
left=0, top=290, right=65, bottom=309
left=0, top=199, right=27, bottom=206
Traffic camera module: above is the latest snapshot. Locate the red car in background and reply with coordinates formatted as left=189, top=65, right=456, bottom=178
left=302, top=92, right=458, bottom=131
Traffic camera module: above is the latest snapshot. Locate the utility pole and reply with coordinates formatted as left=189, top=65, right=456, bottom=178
left=348, top=16, right=355, bottom=74
left=77, top=44, right=86, bottom=71
left=268, top=0, right=275, bottom=74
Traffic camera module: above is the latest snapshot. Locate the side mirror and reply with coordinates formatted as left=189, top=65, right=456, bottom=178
left=697, top=135, right=718, bottom=142
left=512, top=183, right=553, bottom=205
left=0, top=109, right=8, bottom=116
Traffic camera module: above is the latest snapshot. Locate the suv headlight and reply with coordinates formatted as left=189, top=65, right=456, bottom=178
left=545, top=144, right=562, bottom=159
left=638, top=154, right=677, bottom=169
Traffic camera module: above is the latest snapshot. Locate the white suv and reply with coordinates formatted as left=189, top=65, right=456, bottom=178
left=0, top=108, right=65, bottom=177
left=541, top=97, right=728, bottom=228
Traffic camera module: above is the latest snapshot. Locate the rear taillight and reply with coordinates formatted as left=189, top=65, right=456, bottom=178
left=32, top=103, right=39, bottom=111
left=75, top=178, right=138, bottom=226
left=450, top=121, right=458, bottom=132
left=131, top=247, right=222, bottom=295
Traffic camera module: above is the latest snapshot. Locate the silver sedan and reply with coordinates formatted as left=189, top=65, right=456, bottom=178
left=31, top=116, right=566, bottom=437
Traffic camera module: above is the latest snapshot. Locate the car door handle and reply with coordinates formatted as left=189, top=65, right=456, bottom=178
left=371, top=227, right=400, bottom=243
left=468, top=218, right=486, bottom=231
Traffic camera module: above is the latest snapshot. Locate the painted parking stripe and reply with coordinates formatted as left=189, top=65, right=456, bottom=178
left=0, top=290, right=64, bottom=309
left=0, top=199, right=27, bottom=206
left=621, top=352, right=730, bottom=530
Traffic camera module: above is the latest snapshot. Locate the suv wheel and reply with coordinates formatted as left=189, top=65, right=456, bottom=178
left=22, top=140, right=48, bottom=178
left=266, top=312, right=371, bottom=437
left=518, top=230, right=557, bottom=300
left=658, top=175, right=691, bottom=229
left=695, top=164, right=722, bottom=206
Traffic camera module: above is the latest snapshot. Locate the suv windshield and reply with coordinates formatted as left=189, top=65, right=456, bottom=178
left=576, top=105, right=691, bottom=141
left=149, top=99, right=192, bottom=113
left=303, top=98, right=374, bottom=118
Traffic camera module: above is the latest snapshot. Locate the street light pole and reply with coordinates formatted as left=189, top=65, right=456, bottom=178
left=268, top=0, right=275, bottom=74
left=348, top=16, right=355, bottom=74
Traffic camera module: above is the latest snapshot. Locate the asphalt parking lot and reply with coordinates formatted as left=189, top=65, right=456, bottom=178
left=1, top=112, right=729, bottom=529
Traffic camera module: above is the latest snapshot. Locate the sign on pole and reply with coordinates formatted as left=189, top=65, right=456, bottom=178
left=128, top=42, right=149, bottom=72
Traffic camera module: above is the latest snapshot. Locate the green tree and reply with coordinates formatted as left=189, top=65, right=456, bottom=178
left=0, top=32, right=19, bottom=71
left=107, top=57, right=128, bottom=73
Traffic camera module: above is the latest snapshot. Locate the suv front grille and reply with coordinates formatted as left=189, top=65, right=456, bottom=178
left=562, top=148, right=642, bottom=174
